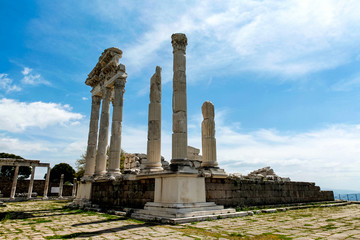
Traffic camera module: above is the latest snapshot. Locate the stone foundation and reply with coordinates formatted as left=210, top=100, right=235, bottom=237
left=89, top=177, right=333, bottom=209
left=91, top=179, right=155, bottom=209
left=205, top=178, right=334, bottom=207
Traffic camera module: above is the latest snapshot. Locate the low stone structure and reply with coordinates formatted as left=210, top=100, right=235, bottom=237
left=0, top=177, right=73, bottom=197
left=90, top=177, right=333, bottom=210
left=0, top=158, right=50, bottom=199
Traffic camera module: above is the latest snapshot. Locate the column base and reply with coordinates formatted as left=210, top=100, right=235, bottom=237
left=170, top=159, right=198, bottom=174
left=106, top=171, right=122, bottom=180
left=140, top=166, right=164, bottom=173
left=199, top=166, right=227, bottom=178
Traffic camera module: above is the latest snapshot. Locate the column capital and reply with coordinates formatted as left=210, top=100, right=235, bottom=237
left=101, top=87, right=112, bottom=99
left=114, top=78, right=126, bottom=89
left=92, top=95, right=102, bottom=105
left=171, top=33, right=187, bottom=53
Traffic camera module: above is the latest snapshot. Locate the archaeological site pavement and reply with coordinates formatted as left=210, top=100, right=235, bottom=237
left=0, top=200, right=359, bottom=239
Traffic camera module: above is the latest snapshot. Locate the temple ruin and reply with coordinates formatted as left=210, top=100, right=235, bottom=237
left=0, top=158, right=50, bottom=199
left=73, top=33, right=333, bottom=223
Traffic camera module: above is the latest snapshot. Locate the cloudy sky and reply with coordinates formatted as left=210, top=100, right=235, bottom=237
left=1, top=0, right=359, bottom=192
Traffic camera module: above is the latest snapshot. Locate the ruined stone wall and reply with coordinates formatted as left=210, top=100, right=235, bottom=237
left=90, top=177, right=333, bottom=209
left=205, top=178, right=334, bottom=207
left=0, top=177, right=73, bottom=197
left=91, top=179, right=155, bottom=209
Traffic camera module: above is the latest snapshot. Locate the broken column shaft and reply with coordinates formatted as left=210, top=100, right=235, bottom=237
left=144, top=66, right=163, bottom=172
left=201, top=101, right=218, bottom=168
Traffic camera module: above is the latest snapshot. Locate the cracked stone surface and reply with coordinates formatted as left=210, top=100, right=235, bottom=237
left=0, top=200, right=359, bottom=239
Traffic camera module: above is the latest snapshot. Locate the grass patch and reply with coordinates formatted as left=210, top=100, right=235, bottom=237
left=304, top=224, right=313, bottom=226
left=229, top=232, right=247, bottom=237
left=0, top=213, right=10, bottom=223
left=320, top=224, right=337, bottom=230
left=325, top=218, right=336, bottom=222
left=127, top=218, right=145, bottom=224
left=259, top=233, right=293, bottom=240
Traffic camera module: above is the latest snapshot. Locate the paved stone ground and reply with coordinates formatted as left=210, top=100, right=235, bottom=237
left=0, top=200, right=359, bottom=239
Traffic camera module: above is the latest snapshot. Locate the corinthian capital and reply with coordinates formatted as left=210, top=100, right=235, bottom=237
left=171, top=33, right=187, bottom=52
left=114, top=78, right=126, bottom=89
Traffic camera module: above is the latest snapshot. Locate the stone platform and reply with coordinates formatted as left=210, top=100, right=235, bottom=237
left=131, top=202, right=242, bottom=224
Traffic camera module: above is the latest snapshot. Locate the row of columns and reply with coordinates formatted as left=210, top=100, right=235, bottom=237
left=10, top=165, right=51, bottom=199
left=84, top=78, right=127, bottom=178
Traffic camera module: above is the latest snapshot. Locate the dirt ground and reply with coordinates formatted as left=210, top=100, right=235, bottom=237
left=0, top=200, right=359, bottom=239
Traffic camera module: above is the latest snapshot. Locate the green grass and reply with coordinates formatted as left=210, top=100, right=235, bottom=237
left=127, top=218, right=145, bottom=224
left=0, top=213, right=10, bottom=223
left=320, top=224, right=337, bottom=230
left=325, top=218, right=336, bottom=222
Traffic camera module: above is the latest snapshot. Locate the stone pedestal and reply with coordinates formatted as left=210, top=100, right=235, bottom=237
left=72, top=181, right=93, bottom=207
left=132, top=173, right=228, bottom=222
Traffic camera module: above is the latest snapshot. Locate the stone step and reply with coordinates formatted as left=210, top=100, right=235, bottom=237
left=132, top=210, right=250, bottom=224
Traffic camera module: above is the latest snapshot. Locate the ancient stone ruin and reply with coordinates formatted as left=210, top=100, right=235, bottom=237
left=73, top=33, right=334, bottom=223
left=0, top=158, right=51, bottom=199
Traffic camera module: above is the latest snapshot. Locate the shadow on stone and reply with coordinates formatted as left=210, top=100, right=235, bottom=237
left=45, top=223, right=155, bottom=239
left=71, top=217, right=127, bottom=227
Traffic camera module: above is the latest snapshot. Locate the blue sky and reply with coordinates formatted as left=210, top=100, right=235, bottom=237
left=1, top=0, right=360, bottom=192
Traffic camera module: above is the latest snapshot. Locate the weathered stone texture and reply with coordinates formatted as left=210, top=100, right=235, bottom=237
left=205, top=178, right=334, bottom=207
left=91, top=179, right=155, bottom=209
left=89, top=177, right=333, bottom=209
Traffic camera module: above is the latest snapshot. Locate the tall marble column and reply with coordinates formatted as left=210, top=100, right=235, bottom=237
left=27, top=166, right=36, bottom=199
left=144, top=66, right=163, bottom=172
left=95, top=87, right=112, bottom=176
left=108, top=78, right=126, bottom=177
left=84, top=95, right=101, bottom=177
left=171, top=33, right=188, bottom=164
left=201, top=101, right=218, bottom=167
left=10, top=165, right=19, bottom=199
left=43, top=166, right=50, bottom=199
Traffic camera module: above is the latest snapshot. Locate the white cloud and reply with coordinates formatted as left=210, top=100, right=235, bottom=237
left=0, top=73, right=21, bottom=93
left=21, top=67, right=50, bottom=86
left=21, top=67, right=32, bottom=75
left=119, top=0, right=360, bottom=80
left=331, top=74, right=360, bottom=91
left=216, top=123, right=360, bottom=191
left=0, top=98, right=84, bottom=132
left=115, top=113, right=360, bottom=191
left=82, top=97, right=88, bottom=101
left=0, top=135, right=54, bottom=153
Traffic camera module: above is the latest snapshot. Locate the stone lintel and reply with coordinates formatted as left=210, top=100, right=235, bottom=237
left=0, top=158, right=49, bottom=168
left=90, top=69, right=127, bottom=97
